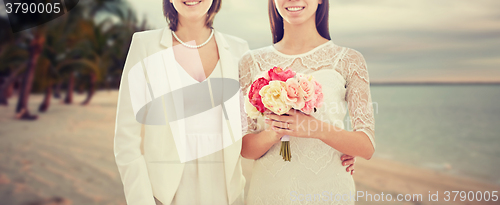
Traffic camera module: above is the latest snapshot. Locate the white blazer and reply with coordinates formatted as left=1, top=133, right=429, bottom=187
left=113, top=27, right=250, bottom=205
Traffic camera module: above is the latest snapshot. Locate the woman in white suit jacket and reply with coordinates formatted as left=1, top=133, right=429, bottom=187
left=113, top=0, right=249, bottom=204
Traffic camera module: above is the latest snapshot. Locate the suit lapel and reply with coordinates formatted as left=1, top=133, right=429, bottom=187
left=215, top=31, right=244, bottom=198
left=158, top=27, right=189, bottom=162
left=162, top=49, right=188, bottom=162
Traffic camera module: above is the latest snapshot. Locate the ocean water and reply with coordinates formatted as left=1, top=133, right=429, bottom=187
left=368, top=85, right=500, bottom=185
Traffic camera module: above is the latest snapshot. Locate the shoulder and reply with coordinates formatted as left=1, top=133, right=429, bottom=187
left=126, top=28, right=167, bottom=59
left=331, top=44, right=370, bottom=81
left=335, top=44, right=367, bottom=65
left=346, top=48, right=366, bottom=64
left=337, top=46, right=371, bottom=83
left=218, top=32, right=248, bottom=51
left=131, top=28, right=165, bottom=42
left=217, top=31, right=252, bottom=60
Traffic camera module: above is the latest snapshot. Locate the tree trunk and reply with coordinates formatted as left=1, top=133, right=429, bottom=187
left=6, top=80, right=14, bottom=98
left=1, top=66, right=24, bottom=105
left=64, top=72, right=74, bottom=104
left=0, top=77, right=6, bottom=106
left=1, top=78, right=13, bottom=105
left=39, top=81, right=52, bottom=112
left=77, top=84, right=84, bottom=94
left=15, top=32, right=45, bottom=120
left=53, top=81, right=62, bottom=98
left=81, top=72, right=96, bottom=105
left=0, top=80, right=11, bottom=106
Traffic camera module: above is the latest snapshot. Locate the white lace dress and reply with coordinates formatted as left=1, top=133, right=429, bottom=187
left=239, top=41, right=376, bottom=205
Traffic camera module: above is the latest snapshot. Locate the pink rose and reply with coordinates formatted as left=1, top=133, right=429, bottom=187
left=301, top=80, right=323, bottom=114
left=301, top=99, right=315, bottom=115
left=298, top=76, right=315, bottom=102
left=248, top=77, right=269, bottom=112
left=313, top=80, right=324, bottom=108
left=284, top=78, right=305, bottom=110
left=268, top=67, right=296, bottom=82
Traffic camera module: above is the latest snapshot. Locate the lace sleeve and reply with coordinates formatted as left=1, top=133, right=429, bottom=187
left=239, top=51, right=259, bottom=136
left=343, top=49, right=376, bottom=150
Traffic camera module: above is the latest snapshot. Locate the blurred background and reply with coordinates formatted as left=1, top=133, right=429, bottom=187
left=0, top=0, right=499, bottom=204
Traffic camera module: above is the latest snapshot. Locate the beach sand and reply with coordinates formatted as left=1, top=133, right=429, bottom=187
left=1, top=90, right=499, bottom=205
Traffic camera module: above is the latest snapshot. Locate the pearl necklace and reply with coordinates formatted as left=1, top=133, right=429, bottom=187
left=172, top=29, right=214, bottom=49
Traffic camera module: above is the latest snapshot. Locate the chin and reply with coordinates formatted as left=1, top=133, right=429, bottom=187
left=283, top=14, right=315, bottom=26
left=174, top=0, right=211, bottom=19
left=180, top=12, right=207, bottom=21
left=279, top=6, right=317, bottom=26
left=284, top=17, right=309, bottom=25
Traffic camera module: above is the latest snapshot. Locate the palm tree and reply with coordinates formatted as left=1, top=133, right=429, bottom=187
left=15, top=28, right=46, bottom=120
left=36, top=56, right=53, bottom=112
left=0, top=42, right=29, bottom=106
left=0, top=16, right=26, bottom=106
left=77, top=19, right=107, bottom=105
left=0, top=14, right=28, bottom=105
left=12, top=0, right=58, bottom=119
left=38, top=9, right=82, bottom=110
left=60, top=0, right=135, bottom=105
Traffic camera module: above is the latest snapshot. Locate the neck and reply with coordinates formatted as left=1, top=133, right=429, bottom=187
left=174, top=16, right=212, bottom=44
left=279, top=16, right=326, bottom=50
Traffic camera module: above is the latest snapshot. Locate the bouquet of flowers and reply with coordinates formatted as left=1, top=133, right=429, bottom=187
left=244, top=67, right=324, bottom=161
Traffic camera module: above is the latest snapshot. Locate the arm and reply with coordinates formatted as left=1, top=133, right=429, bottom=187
left=319, top=49, right=375, bottom=159
left=241, top=130, right=282, bottom=160
left=113, top=33, right=156, bottom=205
left=238, top=52, right=282, bottom=159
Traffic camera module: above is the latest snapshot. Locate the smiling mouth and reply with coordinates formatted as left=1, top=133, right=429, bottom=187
left=286, top=7, right=305, bottom=12
left=184, top=1, right=201, bottom=6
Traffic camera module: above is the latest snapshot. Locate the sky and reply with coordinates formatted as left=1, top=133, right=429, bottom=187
left=1, top=0, right=499, bottom=83
left=126, top=0, right=500, bottom=83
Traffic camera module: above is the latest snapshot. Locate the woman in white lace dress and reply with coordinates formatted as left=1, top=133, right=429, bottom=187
left=239, top=0, right=375, bottom=204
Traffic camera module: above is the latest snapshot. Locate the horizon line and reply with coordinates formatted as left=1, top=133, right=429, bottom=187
left=371, top=81, right=500, bottom=86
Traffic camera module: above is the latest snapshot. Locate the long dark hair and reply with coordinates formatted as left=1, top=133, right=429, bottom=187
left=163, top=0, right=222, bottom=31
left=269, top=0, right=331, bottom=43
